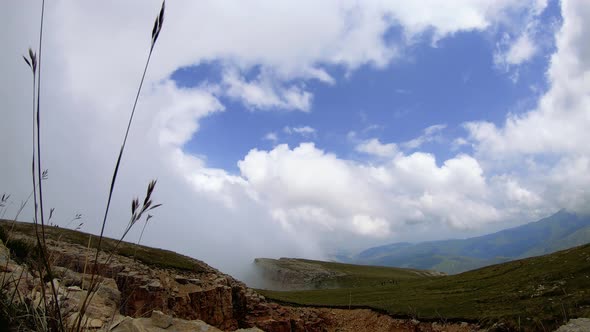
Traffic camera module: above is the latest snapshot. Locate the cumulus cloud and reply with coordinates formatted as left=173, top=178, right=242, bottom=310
left=238, top=143, right=506, bottom=242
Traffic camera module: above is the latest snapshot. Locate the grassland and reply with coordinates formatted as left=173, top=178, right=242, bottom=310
left=259, top=244, right=590, bottom=330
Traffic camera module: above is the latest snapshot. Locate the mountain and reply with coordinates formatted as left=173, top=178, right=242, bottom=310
left=352, top=210, right=590, bottom=274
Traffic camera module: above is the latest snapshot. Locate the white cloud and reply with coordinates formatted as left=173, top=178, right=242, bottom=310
left=491, top=1, right=550, bottom=77
left=263, top=132, right=278, bottom=143
left=467, top=0, right=590, bottom=157
left=356, top=139, right=399, bottom=158
left=506, top=33, right=537, bottom=65
left=402, top=124, right=447, bottom=150
left=465, top=0, right=590, bottom=217
left=153, top=81, right=225, bottom=147
left=494, top=31, right=539, bottom=73
left=238, top=143, right=506, bottom=241
left=283, top=126, right=317, bottom=137
left=222, top=69, right=312, bottom=112
left=452, top=137, right=470, bottom=150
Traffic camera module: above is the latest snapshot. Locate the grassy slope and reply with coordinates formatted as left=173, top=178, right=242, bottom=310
left=260, top=244, right=590, bottom=329
left=0, top=219, right=208, bottom=273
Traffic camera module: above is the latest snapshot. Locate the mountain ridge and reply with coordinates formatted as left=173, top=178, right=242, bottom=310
left=351, top=209, right=590, bottom=274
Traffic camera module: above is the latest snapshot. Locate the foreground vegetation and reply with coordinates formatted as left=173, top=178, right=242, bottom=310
left=259, top=244, right=590, bottom=330
left=1, top=1, right=165, bottom=330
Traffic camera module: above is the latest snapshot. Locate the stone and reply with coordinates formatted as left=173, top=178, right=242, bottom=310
left=110, top=317, right=148, bottom=332
left=89, top=318, right=103, bottom=328
left=67, top=285, right=82, bottom=292
left=147, top=279, right=162, bottom=290
left=175, top=275, right=188, bottom=284
left=151, top=310, right=173, bottom=329
left=554, top=318, right=590, bottom=332
left=187, top=278, right=202, bottom=285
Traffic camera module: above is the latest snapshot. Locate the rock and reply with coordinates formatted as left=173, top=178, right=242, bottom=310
left=175, top=275, right=188, bottom=284
left=66, top=313, right=102, bottom=329
left=89, top=318, right=103, bottom=328
left=554, top=318, right=590, bottom=332
left=112, top=316, right=224, bottom=332
left=187, top=278, right=202, bottom=285
left=110, top=317, right=148, bottom=332
left=67, top=285, right=82, bottom=292
left=151, top=310, right=172, bottom=329
left=147, top=279, right=162, bottom=290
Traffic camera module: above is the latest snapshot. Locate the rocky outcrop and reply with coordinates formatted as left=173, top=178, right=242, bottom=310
left=253, top=258, right=346, bottom=290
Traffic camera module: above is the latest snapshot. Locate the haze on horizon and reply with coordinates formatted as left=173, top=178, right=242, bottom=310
left=1, top=0, right=589, bottom=279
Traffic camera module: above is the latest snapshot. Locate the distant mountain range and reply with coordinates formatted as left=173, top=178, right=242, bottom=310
left=349, top=210, right=590, bottom=274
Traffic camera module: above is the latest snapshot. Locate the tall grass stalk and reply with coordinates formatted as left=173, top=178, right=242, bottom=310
left=75, top=2, right=165, bottom=330
left=93, top=0, right=165, bottom=259
left=32, top=0, right=63, bottom=327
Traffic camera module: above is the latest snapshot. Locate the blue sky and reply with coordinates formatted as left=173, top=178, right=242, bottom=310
left=175, top=2, right=559, bottom=172
left=2, top=0, right=590, bottom=276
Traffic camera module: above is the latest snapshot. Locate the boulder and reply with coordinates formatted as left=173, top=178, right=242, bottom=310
left=151, top=310, right=172, bottom=329
left=554, top=318, right=590, bottom=332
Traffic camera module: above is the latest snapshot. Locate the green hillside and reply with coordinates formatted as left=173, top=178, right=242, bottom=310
left=354, top=210, right=590, bottom=274
left=260, top=244, right=590, bottom=330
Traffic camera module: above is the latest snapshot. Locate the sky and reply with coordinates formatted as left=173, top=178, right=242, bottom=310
left=1, top=0, right=589, bottom=279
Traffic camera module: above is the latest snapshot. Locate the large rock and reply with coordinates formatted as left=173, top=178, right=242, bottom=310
left=554, top=318, right=590, bottom=332
left=111, top=316, right=224, bottom=332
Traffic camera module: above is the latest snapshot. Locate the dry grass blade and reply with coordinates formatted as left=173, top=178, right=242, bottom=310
left=0, top=194, right=9, bottom=208
left=151, top=1, right=165, bottom=49
left=22, top=56, right=32, bottom=70
left=22, top=48, right=37, bottom=73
